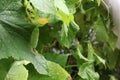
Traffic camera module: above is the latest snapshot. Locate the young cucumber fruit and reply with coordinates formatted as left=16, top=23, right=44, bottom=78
left=31, top=27, right=39, bottom=48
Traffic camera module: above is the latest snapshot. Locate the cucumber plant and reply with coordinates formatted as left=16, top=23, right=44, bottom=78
left=0, top=0, right=119, bottom=80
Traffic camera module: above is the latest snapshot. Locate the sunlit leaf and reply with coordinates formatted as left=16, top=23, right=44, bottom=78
left=109, top=75, right=117, bottom=80
left=97, top=0, right=101, bottom=6
left=54, top=0, right=69, bottom=15
left=5, top=60, right=30, bottom=80
left=58, top=10, right=74, bottom=25
left=28, top=61, right=72, bottom=80
left=30, top=0, right=56, bottom=14
left=78, top=62, right=99, bottom=80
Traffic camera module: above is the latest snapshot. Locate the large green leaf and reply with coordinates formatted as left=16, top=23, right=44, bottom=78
left=5, top=60, right=30, bottom=80
left=0, top=0, right=48, bottom=75
left=30, top=0, right=69, bottom=15
left=0, top=0, right=32, bottom=28
left=28, top=61, right=72, bottom=80
left=30, top=0, right=56, bottom=14
left=0, top=24, right=48, bottom=74
left=78, top=62, right=99, bottom=80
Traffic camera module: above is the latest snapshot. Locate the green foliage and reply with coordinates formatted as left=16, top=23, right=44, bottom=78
left=27, top=61, right=71, bottom=80
left=58, top=21, right=79, bottom=48
left=43, top=53, right=69, bottom=68
left=30, top=0, right=56, bottom=14
left=0, top=0, right=119, bottom=80
left=0, top=58, right=14, bottom=80
left=74, top=41, right=105, bottom=80
left=94, top=17, right=109, bottom=42
left=0, top=0, right=48, bottom=75
left=78, top=62, right=99, bottom=80
left=5, top=60, right=30, bottom=80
